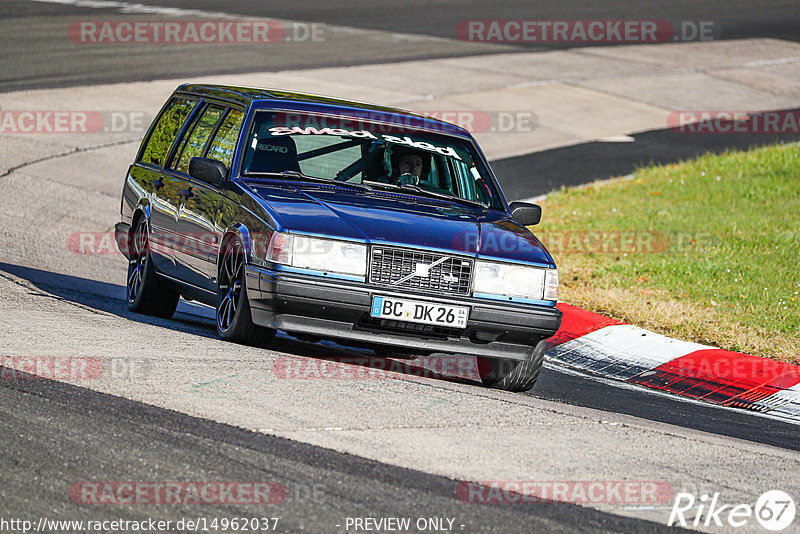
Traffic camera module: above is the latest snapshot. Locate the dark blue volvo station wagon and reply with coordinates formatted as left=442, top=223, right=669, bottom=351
left=116, top=84, right=561, bottom=391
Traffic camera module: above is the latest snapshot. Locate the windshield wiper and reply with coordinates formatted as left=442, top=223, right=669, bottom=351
left=364, top=181, right=487, bottom=209
left=242, top=170, right=372, bottom=191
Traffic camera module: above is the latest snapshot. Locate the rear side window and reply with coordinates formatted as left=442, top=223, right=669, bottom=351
left=140, top=97, right=197, bottom=167
left=172, top=103, right=226, bottom=173
left=206, top=109, right=245, bottom=169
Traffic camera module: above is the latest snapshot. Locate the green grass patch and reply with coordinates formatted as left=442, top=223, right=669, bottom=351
left=537, top=142, right=800, bottom=360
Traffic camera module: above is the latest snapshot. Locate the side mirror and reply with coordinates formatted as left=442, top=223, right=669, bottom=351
left=189, top=157, right=227, bottom=187
left=509, top=201, right=542, bottom=226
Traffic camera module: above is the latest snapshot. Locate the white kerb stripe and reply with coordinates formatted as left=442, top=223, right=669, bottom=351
left=545, top=324, right=711, bottom=380
left=752, top=382, right=800, bottom=417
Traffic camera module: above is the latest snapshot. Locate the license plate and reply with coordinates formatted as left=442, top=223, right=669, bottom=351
left=370, top=296, right=469, bottom=328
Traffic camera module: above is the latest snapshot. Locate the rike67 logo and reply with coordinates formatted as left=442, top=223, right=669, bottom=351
left=669, top=490, right=796, bottom=531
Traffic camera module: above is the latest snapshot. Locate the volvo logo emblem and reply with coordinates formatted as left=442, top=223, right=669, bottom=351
left=391, top=257, right=450, bottom=285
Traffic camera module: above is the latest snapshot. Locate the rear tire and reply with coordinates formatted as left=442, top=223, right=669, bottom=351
left=216, top=237, right=275, bottom=347
left=479, top=339, right=546, bottom=392
left=126, top=215, right=179, bottom=318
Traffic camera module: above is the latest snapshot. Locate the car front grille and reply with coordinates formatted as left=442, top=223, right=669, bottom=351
left=369, top=246, right=473, bottom=296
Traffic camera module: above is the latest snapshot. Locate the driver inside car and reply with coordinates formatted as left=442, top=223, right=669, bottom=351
left=394, top=147, right=425, bottom=185
left=370, top=145, right=430, bottom=186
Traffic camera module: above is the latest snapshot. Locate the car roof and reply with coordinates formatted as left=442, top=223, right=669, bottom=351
left=175, top=83, right=473, bottom=138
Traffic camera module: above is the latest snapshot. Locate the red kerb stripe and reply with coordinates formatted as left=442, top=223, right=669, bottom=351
left=547, top=303, right=625, bottom=347
left=630, top=349, right=800, bottom=406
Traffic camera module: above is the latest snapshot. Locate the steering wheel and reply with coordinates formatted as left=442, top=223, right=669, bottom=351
left=396, top=173, right=419, bottom=186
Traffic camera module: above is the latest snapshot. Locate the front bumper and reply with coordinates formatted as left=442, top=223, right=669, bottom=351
left=246, top=265, right=562, bottom=361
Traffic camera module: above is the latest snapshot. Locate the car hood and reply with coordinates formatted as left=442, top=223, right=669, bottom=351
left=247, top=182, right=554, bottom=266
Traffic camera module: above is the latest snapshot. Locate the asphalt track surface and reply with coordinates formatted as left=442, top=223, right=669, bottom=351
left=146, top=0, right=800, bottom=44
left=0, top=262, right=798, bottom=532
left=0, top=367, right=674, bottom=533
left=2, top=1, right=800, bottom=532
left=2, top=0, right=799, bottom=92
left=4, top=262, right=800, bottom=455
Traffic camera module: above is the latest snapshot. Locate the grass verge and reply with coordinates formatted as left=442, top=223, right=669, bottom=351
left=535, top=142, right=799, bottom=364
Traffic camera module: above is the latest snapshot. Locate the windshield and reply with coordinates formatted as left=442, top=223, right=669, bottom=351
left=241, top=110, right=501, bottom=208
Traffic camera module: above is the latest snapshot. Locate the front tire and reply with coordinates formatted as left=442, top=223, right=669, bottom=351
left=126, top=215, right=179, bottom=318
left=479, top=339, right=547, bottom=392
left=216, top=238, right=275, bottom=347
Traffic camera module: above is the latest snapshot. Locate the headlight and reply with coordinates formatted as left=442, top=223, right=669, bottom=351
left=266, top=232, right=367, bottom=277
left=544, top=268, right=558, bottom=301
left=474, top=260, right=557, bottom=301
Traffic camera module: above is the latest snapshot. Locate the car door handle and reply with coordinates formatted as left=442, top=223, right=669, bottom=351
left=151, top=178, right=164, bottom=190
left=179, top=188, right=194, bottom=199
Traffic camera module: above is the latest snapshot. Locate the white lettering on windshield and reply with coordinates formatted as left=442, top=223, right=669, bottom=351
left=267, top=126, right=462, bottom=160
left=382, top=134, right=462, bottom=160
left=269, top=126, right=376, bottom=138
